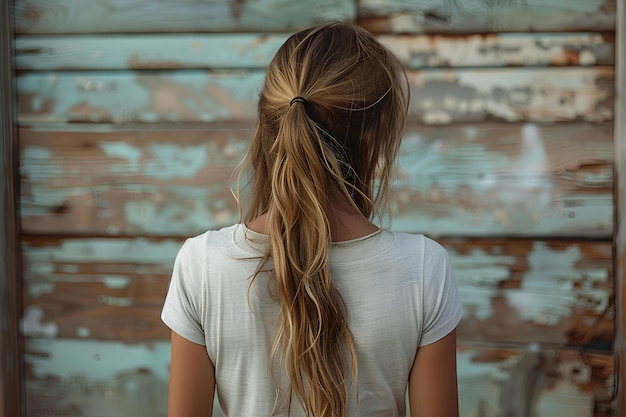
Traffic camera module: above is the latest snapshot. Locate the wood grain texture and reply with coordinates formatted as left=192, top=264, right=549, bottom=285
left=614, top=0, right=625, bottom=414
left=359, top=0, right=616, bottom=34
left=392, top=123, right=614, bottom=237
left=450, top=239, right=613, bottom=348
left=21, top=235, right=612, bottom=347
left=20, top=125, right=251, bottom=236
left=14, top=32, right=615, bottom=71
left=0, top=0, right=23, bottom=415
left=19, top=123, right=613, bottom=237
left=14, top=0, right=356, bottom=34
left=16, top=67, right=614, bottom=125
left=21, top=236, right=182, bottom=341
left=24, top=339, right=172, bottom=417
left=380, top=33, right=615, bottom=68
left=22, top=338, right=615, bottom=417
left=455, top=346, right=615, bottom=417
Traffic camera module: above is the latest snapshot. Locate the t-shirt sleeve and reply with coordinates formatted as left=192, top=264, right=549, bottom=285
left=419, top=237, right=464, bottom=347
left=161, top=237, right=206, bottom=345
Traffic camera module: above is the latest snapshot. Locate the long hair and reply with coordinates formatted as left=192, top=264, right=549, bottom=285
left=239, top=22, right=409, bottom=417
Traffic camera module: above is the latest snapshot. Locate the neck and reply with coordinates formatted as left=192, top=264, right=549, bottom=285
left=246, top=199, right=379, bottom=242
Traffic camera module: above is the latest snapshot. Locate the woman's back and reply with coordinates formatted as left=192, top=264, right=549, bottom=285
left=162, top=225, right=462, bottom=416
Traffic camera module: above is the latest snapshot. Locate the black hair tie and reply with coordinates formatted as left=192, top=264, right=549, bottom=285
left=290, top=96, right=307, bottom=106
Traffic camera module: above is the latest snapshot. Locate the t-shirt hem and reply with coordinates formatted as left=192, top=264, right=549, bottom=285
left=418, top=306, right=464, bottom=347
left=161, top=309, right=206, bottom=346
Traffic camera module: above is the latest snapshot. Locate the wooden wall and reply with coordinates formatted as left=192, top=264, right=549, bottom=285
left=12, top=0, right=620, bottom=416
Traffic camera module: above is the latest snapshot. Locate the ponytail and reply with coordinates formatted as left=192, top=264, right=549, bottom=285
left=265, top=100, right=357, bottom=417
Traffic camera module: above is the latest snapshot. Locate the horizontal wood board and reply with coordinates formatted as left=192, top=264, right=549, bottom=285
left=21, top=236, right=613, bottom=347
left=359, top=0, right=616, bottom=34
left=20, top=123, right=614, bottom=237
left=23, top=339, right=616, bottom=417
left=16, top=68, right=615, bottom=125
left=14, top=32, right=615, bottom=71
left=14, top=0, right=356, bottom=34
left=14, top=0, right=616, bottom=34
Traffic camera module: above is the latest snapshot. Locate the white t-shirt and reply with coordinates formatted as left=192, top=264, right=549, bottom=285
left=162, top=224, right=463, bottom=416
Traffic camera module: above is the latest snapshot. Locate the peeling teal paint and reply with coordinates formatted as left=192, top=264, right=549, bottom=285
left=103, top=276, right=130, bottom=289
left=21, top=146, right=53, bottom=182
left=17, top=68, right=613, bottom=125
left=392, top=123, right=613, bottom=237
left=23, top=238, right=182, bottom=265
left=359, top=0, right=615, bottom=33
left=15, top=34, right=287, bottom=70
left=76, top=327, right=91, bottom=338
left=100, top=142, right=143, bottom=173
left=15, top=33, right=615, bottom=71
left=26, top=339, right=171, bottom=381
left=14, top=0, right=357, bottom=34
left=452, top=242, right=611, bottom=325
left=97, top=295, right=134, bottom=307
left=21, top=306, right=58, bottom=338
left=447, top=249, right=516, bottom=320
left=23, top=339, right=601, bottom=417
left=145, top=144, right=208, bottom=180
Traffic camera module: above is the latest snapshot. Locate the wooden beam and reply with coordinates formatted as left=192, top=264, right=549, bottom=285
left=14, top=0, right=615, bottom=35
left=14, top=0, right=356, bottom=34
left=13, top=32, right=615, bottom=71
left=21, top=235, right=613, bottom=347
left=615, top=0, right=625, bottom=414
left=359, top=0, right=616, bottom=34
left=21, top=338, right=614, bottom=417
left=0, top=0, right=23, bottom=416
left=19, top=123, right=614, bottom=238
left=16, top=67, right=615, bottom=125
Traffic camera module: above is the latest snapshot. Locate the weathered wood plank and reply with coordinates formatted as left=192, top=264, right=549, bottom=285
left=380, top=33, right=615, bottom=68
left=17, top=70, right=263, bottom=124
left=14, top=32, right=615, bottom=71
left=17, top=67, right=614, bottom=125
left=14, top=0, right=356, bottom=34
left=454, top=347, right=615, bottom=417
left=24, top=339, right=173, bottom=417
left=392, top=123, right=614, bottom=237
left=22, top=236, right=612, bottom=347
left=23, top=339, right=615, bottom=417
left=21, top=236, right=182, bottom=341
left=20, top=125, right=251, bottom=235
left=359, top=0, right=616, bottom=34
left=614, top=0, right=626, bottom=414
left=20, top=123, right=614, bottom=237
left=15, top=34, right=287, bottom=71
left=450, top=239, right=613, bottom=348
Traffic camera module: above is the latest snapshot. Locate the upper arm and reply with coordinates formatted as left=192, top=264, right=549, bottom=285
left=168, top=330, right=215, bottom=417
left=408, top=330, right=459, bottom=417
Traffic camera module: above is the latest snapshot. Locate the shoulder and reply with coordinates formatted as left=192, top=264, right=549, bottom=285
left=390, top=232, right=452, bottom=278
left=175, top=225, right=239, bottom=265
left=391, top=232, right=447, bottom=257
left=186, top=224, right=238, bottom=249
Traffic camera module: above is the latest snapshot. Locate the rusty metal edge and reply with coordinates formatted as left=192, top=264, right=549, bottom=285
left=615, top=0, right=626, bottom=415
left=0, top=0, right=24, bottom=416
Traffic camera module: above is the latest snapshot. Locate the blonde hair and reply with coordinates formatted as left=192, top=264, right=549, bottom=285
left=239, top=22, right=408, bottom=417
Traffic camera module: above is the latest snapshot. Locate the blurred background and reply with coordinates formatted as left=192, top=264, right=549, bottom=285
left=1, top=0, right=625, bottom=416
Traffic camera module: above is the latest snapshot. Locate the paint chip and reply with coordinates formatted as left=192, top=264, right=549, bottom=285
left=77, top=327, right=91, bottom=338
left=20, top=306, right=59, bottom=338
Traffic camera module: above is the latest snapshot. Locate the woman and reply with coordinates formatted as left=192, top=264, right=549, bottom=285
left=162, top=21, right=463, bottom=417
